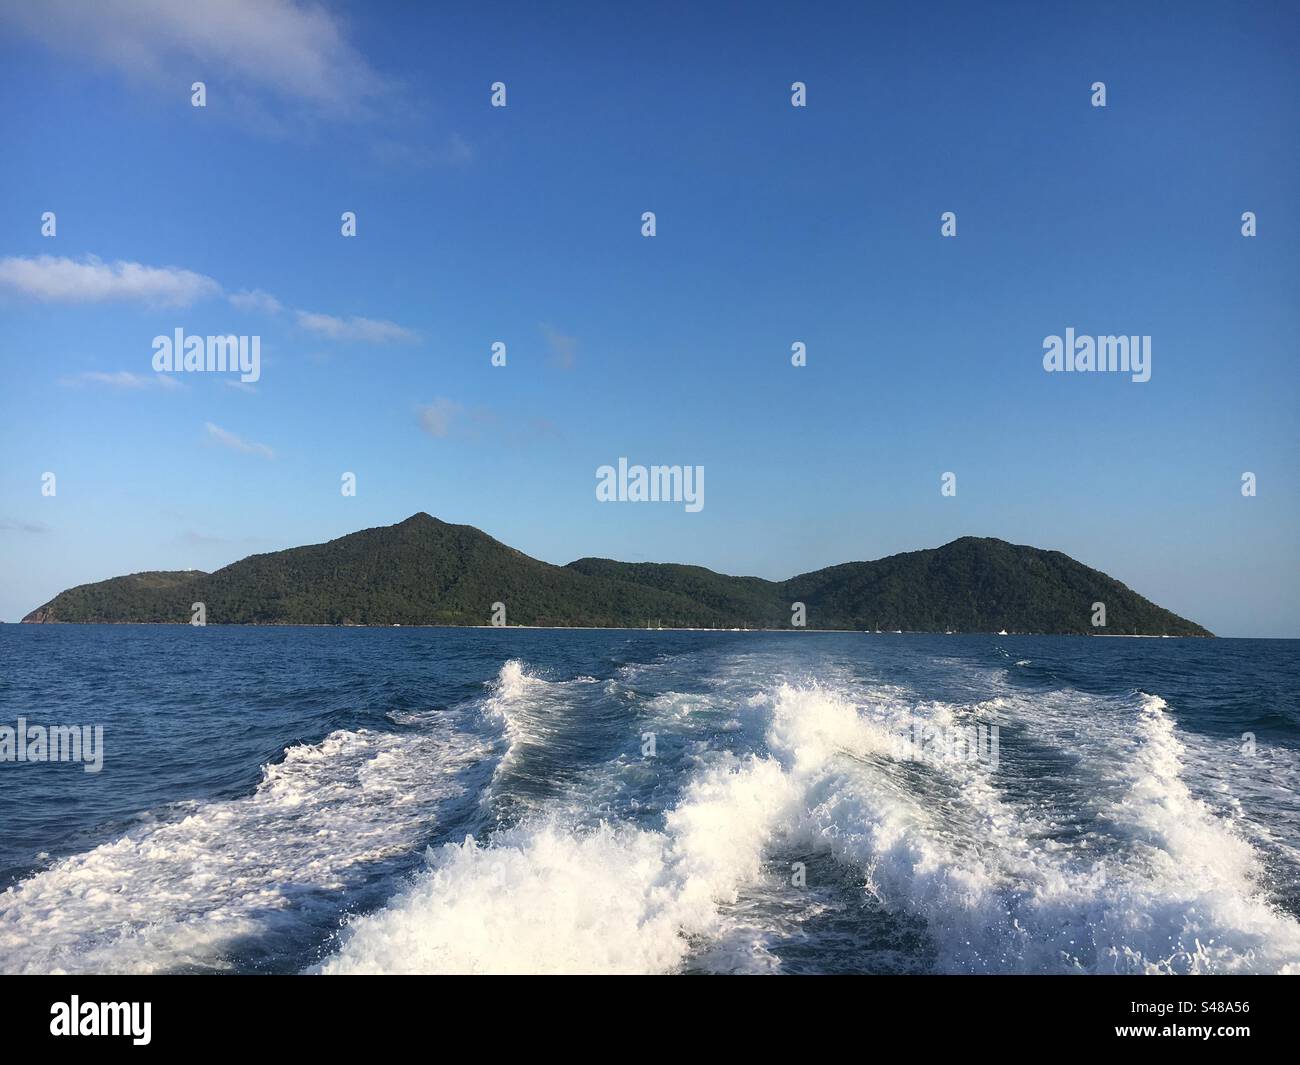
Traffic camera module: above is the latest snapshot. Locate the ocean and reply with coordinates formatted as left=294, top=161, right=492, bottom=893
left=1, top=625, right=1297, bottom=975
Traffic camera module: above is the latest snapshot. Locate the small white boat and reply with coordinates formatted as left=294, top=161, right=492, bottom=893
left=998, top=628, right=1008, bottom=636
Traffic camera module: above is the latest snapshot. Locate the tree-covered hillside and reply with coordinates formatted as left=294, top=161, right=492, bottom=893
left=23, top=513, right=1211, bottom=635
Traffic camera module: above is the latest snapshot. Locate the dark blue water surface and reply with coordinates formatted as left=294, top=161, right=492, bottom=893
left=0, top=626, right=1296, bottom=974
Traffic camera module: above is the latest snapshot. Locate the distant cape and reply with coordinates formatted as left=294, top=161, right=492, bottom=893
left=22, top=513, right=1212, bottom=635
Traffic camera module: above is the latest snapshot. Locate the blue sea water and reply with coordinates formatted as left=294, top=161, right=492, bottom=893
left=0, top=625, right=1297, bottom=974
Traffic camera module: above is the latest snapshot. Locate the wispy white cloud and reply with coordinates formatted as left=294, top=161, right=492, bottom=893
left=444, top=133, right=475, bottom=166
left=526, top=416, right=562, bottom=440
left=0, top=255, right=219, bottom=307
left=417, top=398, right=463, bottom=439
left=229, top=288, right=283, bottom=314
left=0, top=0, right=385, bottom=117
left=204, top=421, right=274, bottom=458
left=415, top=400, right=547, bottom=443
left=0, top=257, right=413, bottom=347
left=180, top=530, right=229, bottom=545
left=297, top=310, right=415, bottom=343
left=372, top=133, right=475, bottom=170
left=0, top=519, right=50, bottom=534
left=59, top=370, right=184, bottom=391
left=540, top=323, right=578, bottom=370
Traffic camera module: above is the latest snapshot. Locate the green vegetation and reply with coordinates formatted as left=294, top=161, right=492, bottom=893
left=22, top=513, right=1212, bottom=635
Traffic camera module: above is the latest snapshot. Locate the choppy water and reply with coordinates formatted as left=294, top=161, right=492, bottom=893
left=1, top=626, right=1297, bottom=974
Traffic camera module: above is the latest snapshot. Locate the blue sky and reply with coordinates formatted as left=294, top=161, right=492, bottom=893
left=0, top=0, right=1296, bottom=635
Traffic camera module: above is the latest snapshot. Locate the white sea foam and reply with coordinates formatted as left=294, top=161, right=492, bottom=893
left=1078, top=694, right=1300, bottom=973
left=480, top=660, right=607, bottom=752
left=308, top=660, right=798, bottom=974
left=0, top=719, right=488, bottom=974
left=318, top=750, right=797, bottom=974
left=480, top=658, right=542, bottom=755
left=477, top=659, right=611, bottom=817
left=758, top=681, right=1300, bottom=973
left=321, top=662, right=1300, bottom=975
left=14, top=649, right=1297, bottom=976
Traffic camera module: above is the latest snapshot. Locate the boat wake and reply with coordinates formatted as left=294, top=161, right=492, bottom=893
left=5, top=652, right=1298, bottom=975
left=318, top=660, right=1300, bottom=974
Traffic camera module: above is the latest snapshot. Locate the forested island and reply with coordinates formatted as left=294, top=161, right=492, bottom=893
left=22, top=513, right=1211, bottom=635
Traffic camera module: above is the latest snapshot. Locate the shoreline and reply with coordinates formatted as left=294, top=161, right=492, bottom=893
left=9, top=620, right=1214, bottom=637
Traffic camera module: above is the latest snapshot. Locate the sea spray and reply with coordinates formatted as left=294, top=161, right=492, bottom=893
left=317, top=753, right=797, bottom=974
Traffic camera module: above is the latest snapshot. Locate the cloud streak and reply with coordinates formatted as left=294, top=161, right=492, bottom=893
left=59, top=370, right=183, bottom=390
left=297, top=310, right=416, bottom=343
left=0, top=256, right=414, bottom=341
left=417, top=398, right=462, bottom=438
left=0, top=519, right=50, bottom=534
left=0, top=0, right=386, bottom=116
left=0, top=255, right=220, bottom=307
left=541, top=323, right=578, bottom=370
left=372, top=133, right=475, bottom=171
left=416, top=400, right=559, bottom=444
left=204, top=421, right=274, bottom=458
left=229, top=289, right=283, bottom=314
